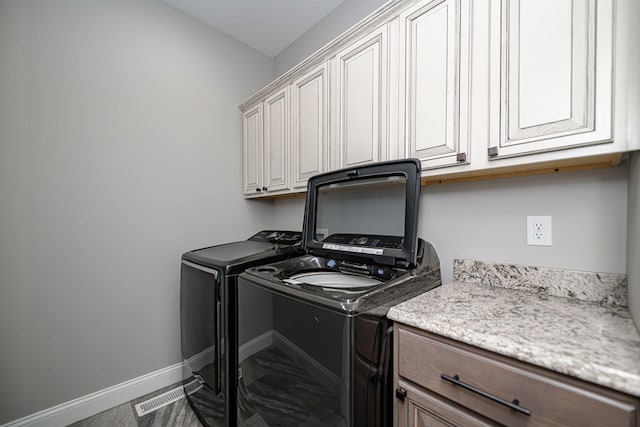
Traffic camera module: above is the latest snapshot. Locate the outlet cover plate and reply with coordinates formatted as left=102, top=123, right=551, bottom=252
left=527, top=216, right=552, bottom=246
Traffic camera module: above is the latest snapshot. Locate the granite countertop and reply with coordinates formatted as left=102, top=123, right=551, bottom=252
left=388, top=260, right=640, bottom=398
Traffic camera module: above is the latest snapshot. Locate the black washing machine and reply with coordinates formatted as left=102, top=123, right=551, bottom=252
left=180, top=230, right=302, bottom=427
left=236, top=160, right=441, bottom=426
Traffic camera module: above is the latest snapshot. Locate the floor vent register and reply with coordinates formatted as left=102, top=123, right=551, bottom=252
left=134, top=379, right=200, bottom=417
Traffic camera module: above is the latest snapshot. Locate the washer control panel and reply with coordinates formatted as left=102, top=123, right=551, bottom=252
left=323, top=233, right=404, bottom=249
left=249, top=230, right=302, bottom=245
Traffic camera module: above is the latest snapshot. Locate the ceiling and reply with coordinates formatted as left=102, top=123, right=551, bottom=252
left=160, top=0, right=345, bottom=58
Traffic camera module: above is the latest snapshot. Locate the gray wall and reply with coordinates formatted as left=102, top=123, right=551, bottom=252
left=628, top=152, right=640, bottom=325
left=420, top=167, right=629, bottom=282
left=623, top=0, right=640, bottom=326
left=273, top=0, right=388, bottom=77
left=270, top=167, right=629, bottom=284
left=0, top=0, right=275, bottom=423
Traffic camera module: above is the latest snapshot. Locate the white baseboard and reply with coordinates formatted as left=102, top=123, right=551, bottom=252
left=1, top=363, right=186, bottom=427
left=184, top=345, right=214, bottom=373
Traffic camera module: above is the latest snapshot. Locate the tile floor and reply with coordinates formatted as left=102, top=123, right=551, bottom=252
left=69, top=383, right=202, bottom=427
left=71, top=344, right=344, bottom=426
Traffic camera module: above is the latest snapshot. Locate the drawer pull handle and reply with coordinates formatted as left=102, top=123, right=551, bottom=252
left=440, top=373, right=531, bottom=416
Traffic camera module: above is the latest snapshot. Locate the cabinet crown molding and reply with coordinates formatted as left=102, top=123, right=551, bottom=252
left=239, top=0, right=424, bottom=111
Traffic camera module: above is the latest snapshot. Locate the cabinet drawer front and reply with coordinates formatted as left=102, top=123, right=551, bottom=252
left=398, top=328, right=637, bottom=427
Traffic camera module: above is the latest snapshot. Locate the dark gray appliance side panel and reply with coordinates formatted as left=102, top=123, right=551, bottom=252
left=273, top=296, right=345, bottom=377
left=237, top=278, right=274, bottom=348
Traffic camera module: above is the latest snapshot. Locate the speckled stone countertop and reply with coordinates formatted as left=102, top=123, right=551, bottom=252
left=387, top=260, right=640, bottom=397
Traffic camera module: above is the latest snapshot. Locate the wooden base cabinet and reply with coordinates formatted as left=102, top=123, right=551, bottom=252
left=394, top=324, right=640, bottom=427
left=397, top=382, right=497, bottom=427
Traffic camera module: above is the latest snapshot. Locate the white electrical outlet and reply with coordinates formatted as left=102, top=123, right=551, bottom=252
left=527, top=216, right=552, bottom=246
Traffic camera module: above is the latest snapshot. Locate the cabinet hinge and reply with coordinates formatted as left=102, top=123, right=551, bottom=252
left=456, top=152, right=467, bottom=162
left=395, top=387, right=407, bottom=401
left=488, top=147, right=499, bottom=157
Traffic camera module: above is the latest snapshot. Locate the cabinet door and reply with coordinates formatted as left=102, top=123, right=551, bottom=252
left=243, top=103, right=263, bottom=195
left=396, top=382, right=496, bottom=427
left=399, top=0, right=471, bottom=170
left=488, top=0, right=613, bottom=158
left=334, top=23, right=389, bottom=169
left=292, top=63, right=329, bottom=189
left=263, top=88, right=290, bottom=192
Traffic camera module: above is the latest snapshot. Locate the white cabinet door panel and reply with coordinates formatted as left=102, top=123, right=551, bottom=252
left=335, top=24, right=388, bottom=169
left=243, top=104, right=262, bottom=194
left=263, top=88, right=290, bottom=192
left=345, top=49, right=377, bottom=165
left=516, top=0, right=574, bottom=130
left=292, top=63, right=328, bottom=188
left=489, top=0, right=613, bottom=158
left=400, top=0, right=471, bottom=170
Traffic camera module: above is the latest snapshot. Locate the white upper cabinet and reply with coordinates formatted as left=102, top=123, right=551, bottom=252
left=332, top=23, right=392, bottom=170
left=292, top=62, right=329, bottom=189
left=242, top=87, right=290, bottom=196
left=399, top=0, right=471, bottom=170
left=241, top=0, right=637, bottom=195
left=488, top=0, right=613, bottom=159
left=263, top=87, right=291, bottom=192
left=243, top=103, right=263, bottom=194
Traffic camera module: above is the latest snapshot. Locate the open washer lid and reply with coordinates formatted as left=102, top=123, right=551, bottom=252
left=301, top=159, right=422, bottom=268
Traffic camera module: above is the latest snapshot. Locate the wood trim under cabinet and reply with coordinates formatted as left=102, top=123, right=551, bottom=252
left=420, top=152, right=624, bottom=186
left=247, top=152, right=624, bottom=199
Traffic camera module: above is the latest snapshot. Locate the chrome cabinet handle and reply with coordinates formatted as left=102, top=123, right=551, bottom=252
left=440, top=373, right=531, bottom=416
